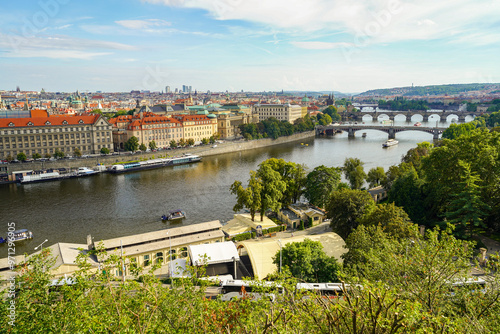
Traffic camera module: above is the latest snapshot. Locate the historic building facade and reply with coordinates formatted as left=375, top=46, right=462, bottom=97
left=253, top=103, right=303, bottom=124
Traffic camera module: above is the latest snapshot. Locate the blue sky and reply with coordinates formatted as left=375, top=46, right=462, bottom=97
left=1, top=0, right=499, bottom=93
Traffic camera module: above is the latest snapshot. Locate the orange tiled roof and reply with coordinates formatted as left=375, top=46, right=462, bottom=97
left=0, top=114, right=101, bottom=128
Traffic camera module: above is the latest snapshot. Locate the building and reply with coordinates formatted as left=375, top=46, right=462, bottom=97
left=278, top=203, right=326, bottom=229
left=89, top=220, right=225, bottom=277
left=253, top=103, right=303, bottom=123
left=172, top=114, right=218, bottom=144
left=222, top=214, right=278, bottom=239
left=0, top=110, right=113, bottom=159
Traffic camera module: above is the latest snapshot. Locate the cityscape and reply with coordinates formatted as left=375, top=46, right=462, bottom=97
left=2, top=0, right=500, bottom=332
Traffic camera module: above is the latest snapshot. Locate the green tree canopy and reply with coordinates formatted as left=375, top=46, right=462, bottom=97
left=16, top=152, right=27, bottom=162
left=358, top=202, right=418, bottom=240
left=366, top=166, right=386, bottom=189
left=32, top=152, right=42, bottom=160
left=100, top=147, right=110, bottom=155
left=139, top=143, right=147, bottom=152
left=343, top=157, right=366, bottom=189
left=73, top=147, right=82, bottom=157
left=272, top=238, right=340, bottom=283
left=169, top=140, right=177, bottom=148
left=326, top=188, right=375, bottom=239
left=304, top=165, right=342, bottom=208
left=442, top=122, right=478, bottom=140
left=256, top=162, right=287, bottom=221
left=149, top=140, right=157, bottom=150
left=124, top=136, right=139, bottom=152
left=54, top=149, right=65, bottom=159
left=230, top=171, right=262, bottom=222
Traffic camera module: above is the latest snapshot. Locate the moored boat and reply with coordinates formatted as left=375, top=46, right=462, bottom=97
left=20, top=171, right=63, bottom=184
left=76, top=167, right=99, bottom=177
left=362, top=132, right=367, bottom=138
left=414, top=122, right=422, bottom=126
left=382, top=139, right=399, bottom=147
left=108, top=154, right=201, bottom=174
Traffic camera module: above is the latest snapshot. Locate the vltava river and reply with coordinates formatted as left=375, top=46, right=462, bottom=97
left=0, top=113, right=471, bottom=257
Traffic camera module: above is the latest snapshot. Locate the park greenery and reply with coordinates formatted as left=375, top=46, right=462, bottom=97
left=378, top=98, right=429, bottom=111
left=239, top=115, right=315, bottom=140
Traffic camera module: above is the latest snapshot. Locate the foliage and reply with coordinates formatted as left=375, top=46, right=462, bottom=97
left=358, top=202, right=418, bottom=240
left=54, top=149, right=65, bottom=159
left=475, top=111, right=500, bottom=128
left=317, top=113, right=332, bottom=126
left=149, top=140, right=157, bottom=150
left=322, top=105, right=341, bottom=122
left=124, top=136, right=139, bottom=152
left=343, top=157, right=366, bottom=189
left=304, top=165, right=342, bottom=208
left=239, top=116, right=315, bottom=140
left=201, top=137, right=209, bottom=145
left=442, top=122, right=478, bottom=139
left=378, top=98, right=429, bottom=111
left=400, top=141, right=433, bottom=172
left=326, top=188, right=376, bottom=239
left=16, top=152, right=27, bottom=162
left=256, top=161, right=287, bottom=221
left=139, top=143, right=147, bottom=152
left=73, top=147, right=82, bottom=157
left=443, top=160, right=490, bottom=238
left=230, top=171, right=262, bottom=222
left=272, top=238, right=340, bottom=282
left=187, top=138, right=195, bottom=146
left=100, top=147, right=110, bottom=155
left=366, top=166, right=386, bottom=188
left=32, top=152, right=42, bottom=160
left=169, top=140, right=177, bottom=148
left=44, top=153, right=51, bottom=159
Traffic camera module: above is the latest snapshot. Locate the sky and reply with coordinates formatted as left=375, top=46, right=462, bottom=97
left=1, top=0, right=500, bottom=94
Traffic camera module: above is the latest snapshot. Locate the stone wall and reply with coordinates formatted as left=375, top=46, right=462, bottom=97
left=4, top=131, right=315, bottom=173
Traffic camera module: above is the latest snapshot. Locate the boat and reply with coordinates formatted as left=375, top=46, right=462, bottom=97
left=362, top=132, right=367, bottom=138
left=382, top=139, right=399, bottom=147
left=5, top=229, right=33, bottom=242
left=20, top=171, right=64, bottom=184
left=76, top=167, right=99, bottom=177
left=161, top=210, right=186, bottom=222
left=414, top=122, right=422, bottom=126
left=108, top=154, right=201, bottom=174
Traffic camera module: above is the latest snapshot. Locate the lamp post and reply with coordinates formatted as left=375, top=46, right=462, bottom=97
left=34, top=239, right=48, bottom=251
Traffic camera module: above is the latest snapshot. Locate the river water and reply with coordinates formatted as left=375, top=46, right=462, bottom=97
left=0, top=112, right=471, bottom=257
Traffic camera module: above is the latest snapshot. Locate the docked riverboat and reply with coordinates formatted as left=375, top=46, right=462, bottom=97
left=20, top=171, right=65, bottom=184
left=382, top=139, right=399, bottom=148
left=108, top=154, right=201, bottom=174
left=3, top=229, right=34, bottom=243
left=76, top=167, right=99, bottom=177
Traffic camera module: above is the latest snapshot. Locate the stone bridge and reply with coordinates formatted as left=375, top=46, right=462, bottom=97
left=316, top=124, right=444, bottom=140
left=342, top=110, right=477, bottom=123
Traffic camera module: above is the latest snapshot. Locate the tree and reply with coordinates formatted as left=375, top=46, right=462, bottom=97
left=17, top=152, right=27, bottom=162
left=100, top=147, right=110, bottom=155
left=444, top=160, right=490, bottom=238
left=256, top=162, right=286, bottom=221
left=178, top=138, right=186, bottom=147
left=317, top=113, right=332, bottom=126
left=272, top=238, right=340, bottom=282
left=139, top=143, right=147, bottom=152
left=124, top=136, right=139, bottom=152
left=32, top=152, right=42, bottom=160
left=343, top=157, right=366, bottom=189
left=54, top=149, right=65, bottom=159
left=149, top=141, right=157, bottom=150
left=169, top=140, right=177, bottom=148
left=442, top=122, right=477, bottom=140
left=187, top=138, right=195, bottom=146
left=73, top=147, right=82, bottom=157
left=44, top=153, right=51, bottom=159
left=230, top=171, right=262, bottom=221
left=304, top=165, right=342, bottom=208
left=258, top=158, right=306, bottom=206
left=326, top=188, right=375, bottom=239
left=201, top=138, right=209, bottom=145
left=366, top=167, right=386, bottom=188
left=323, top=105, right=341, bottom=122
left=358, top=202, right=418, bottom=240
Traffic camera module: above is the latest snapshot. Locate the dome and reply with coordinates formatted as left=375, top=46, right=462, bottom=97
left=207, top=113, right=216, bottom=118
left=196, top=110, right=209, bottom=115
left=302, top=95, right=310, bottom=102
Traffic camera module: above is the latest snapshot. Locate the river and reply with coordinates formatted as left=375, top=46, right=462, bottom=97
left=0, top=113, right=472, bottom=257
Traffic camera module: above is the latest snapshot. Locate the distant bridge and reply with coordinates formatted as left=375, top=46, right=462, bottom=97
left=342, top=110, right=477, bottom=123
left=316, top=124, right=445, bottom=140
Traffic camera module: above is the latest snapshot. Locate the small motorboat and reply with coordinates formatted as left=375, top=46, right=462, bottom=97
left=161, top=210, right=186, bottom=222
left=6, top=229, right=34, bottom=242
left=362, top=132, right=367, bottom=138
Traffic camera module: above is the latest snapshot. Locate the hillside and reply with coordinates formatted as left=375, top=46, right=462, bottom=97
left=358, top=83, right=500, bottom=97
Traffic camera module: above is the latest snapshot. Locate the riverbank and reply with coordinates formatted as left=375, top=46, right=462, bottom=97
left=2, top=131, right=315, bottom=174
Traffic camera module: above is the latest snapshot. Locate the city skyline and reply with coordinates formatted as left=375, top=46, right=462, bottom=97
left=1, top=0, right=499, bottom=93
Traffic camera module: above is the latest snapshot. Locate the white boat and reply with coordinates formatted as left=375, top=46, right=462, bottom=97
left=7, top=229, right=33, bottom=242
left=76, top=167, right=98, bottom=176
left=382, top=139, right=399, bottom=147
left=21, top=171, right=63, bottom=183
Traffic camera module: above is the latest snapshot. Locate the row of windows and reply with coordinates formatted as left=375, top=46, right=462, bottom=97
left=0, top=126, right=111, bottom=135
left=1, top=144, right=112, bottom=158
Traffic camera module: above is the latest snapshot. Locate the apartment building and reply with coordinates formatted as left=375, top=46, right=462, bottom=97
left=0, top=110, right=113, bottom=159
left=253, top=103, right=303, bottom=123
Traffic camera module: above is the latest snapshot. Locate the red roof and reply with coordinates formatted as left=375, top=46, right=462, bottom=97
left=0, top=114, right=101, bottom=128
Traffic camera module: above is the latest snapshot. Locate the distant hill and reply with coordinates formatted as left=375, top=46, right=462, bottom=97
left=283, top=90, right=349, bottom=98
left=357, top=83, right=500, bottom=97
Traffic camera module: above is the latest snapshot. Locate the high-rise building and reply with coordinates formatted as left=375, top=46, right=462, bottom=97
left=189, top=86, right=192, bottom=93
left=166, top=86, right=171, bottom=93
left=182, top=85, right=187, bottom=93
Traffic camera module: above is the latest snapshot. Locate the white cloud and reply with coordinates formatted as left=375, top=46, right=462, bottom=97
left=2, top=50, right=112, bottom=60
left=291, top=41, right=354, bottom=50
left=142, top=0, right=500, bottom=46
left=115, top=19, right=171, bottom=30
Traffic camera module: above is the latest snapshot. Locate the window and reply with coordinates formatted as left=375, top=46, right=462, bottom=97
left=156, top=252, right=163, bottom=264
left=143, top=255, right=150, bottom=267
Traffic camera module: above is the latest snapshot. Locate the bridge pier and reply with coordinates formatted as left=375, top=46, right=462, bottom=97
left=348, top=128, right=355, bottom=138
left=389, top=115, right=395, bottom=121
left=440, top=115, right=447, bottom=122
left=433, top=129, right=440, bottom=140
left=422, top=114, right=429, bottom=122
left=458, top=115, right=466, bottom=122
left=388, top=128, right=396, bottom=139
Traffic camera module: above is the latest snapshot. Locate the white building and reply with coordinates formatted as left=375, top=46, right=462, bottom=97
left=253, top=103, right=303, bottom=124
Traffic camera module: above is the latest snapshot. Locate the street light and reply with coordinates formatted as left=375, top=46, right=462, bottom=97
left=34, top=239, right=48, bottom=251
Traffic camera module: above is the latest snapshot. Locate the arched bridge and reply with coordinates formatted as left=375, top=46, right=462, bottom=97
left=316, top=124, right=444, bottom=140
left=342, top=110, right=476, bottom=123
